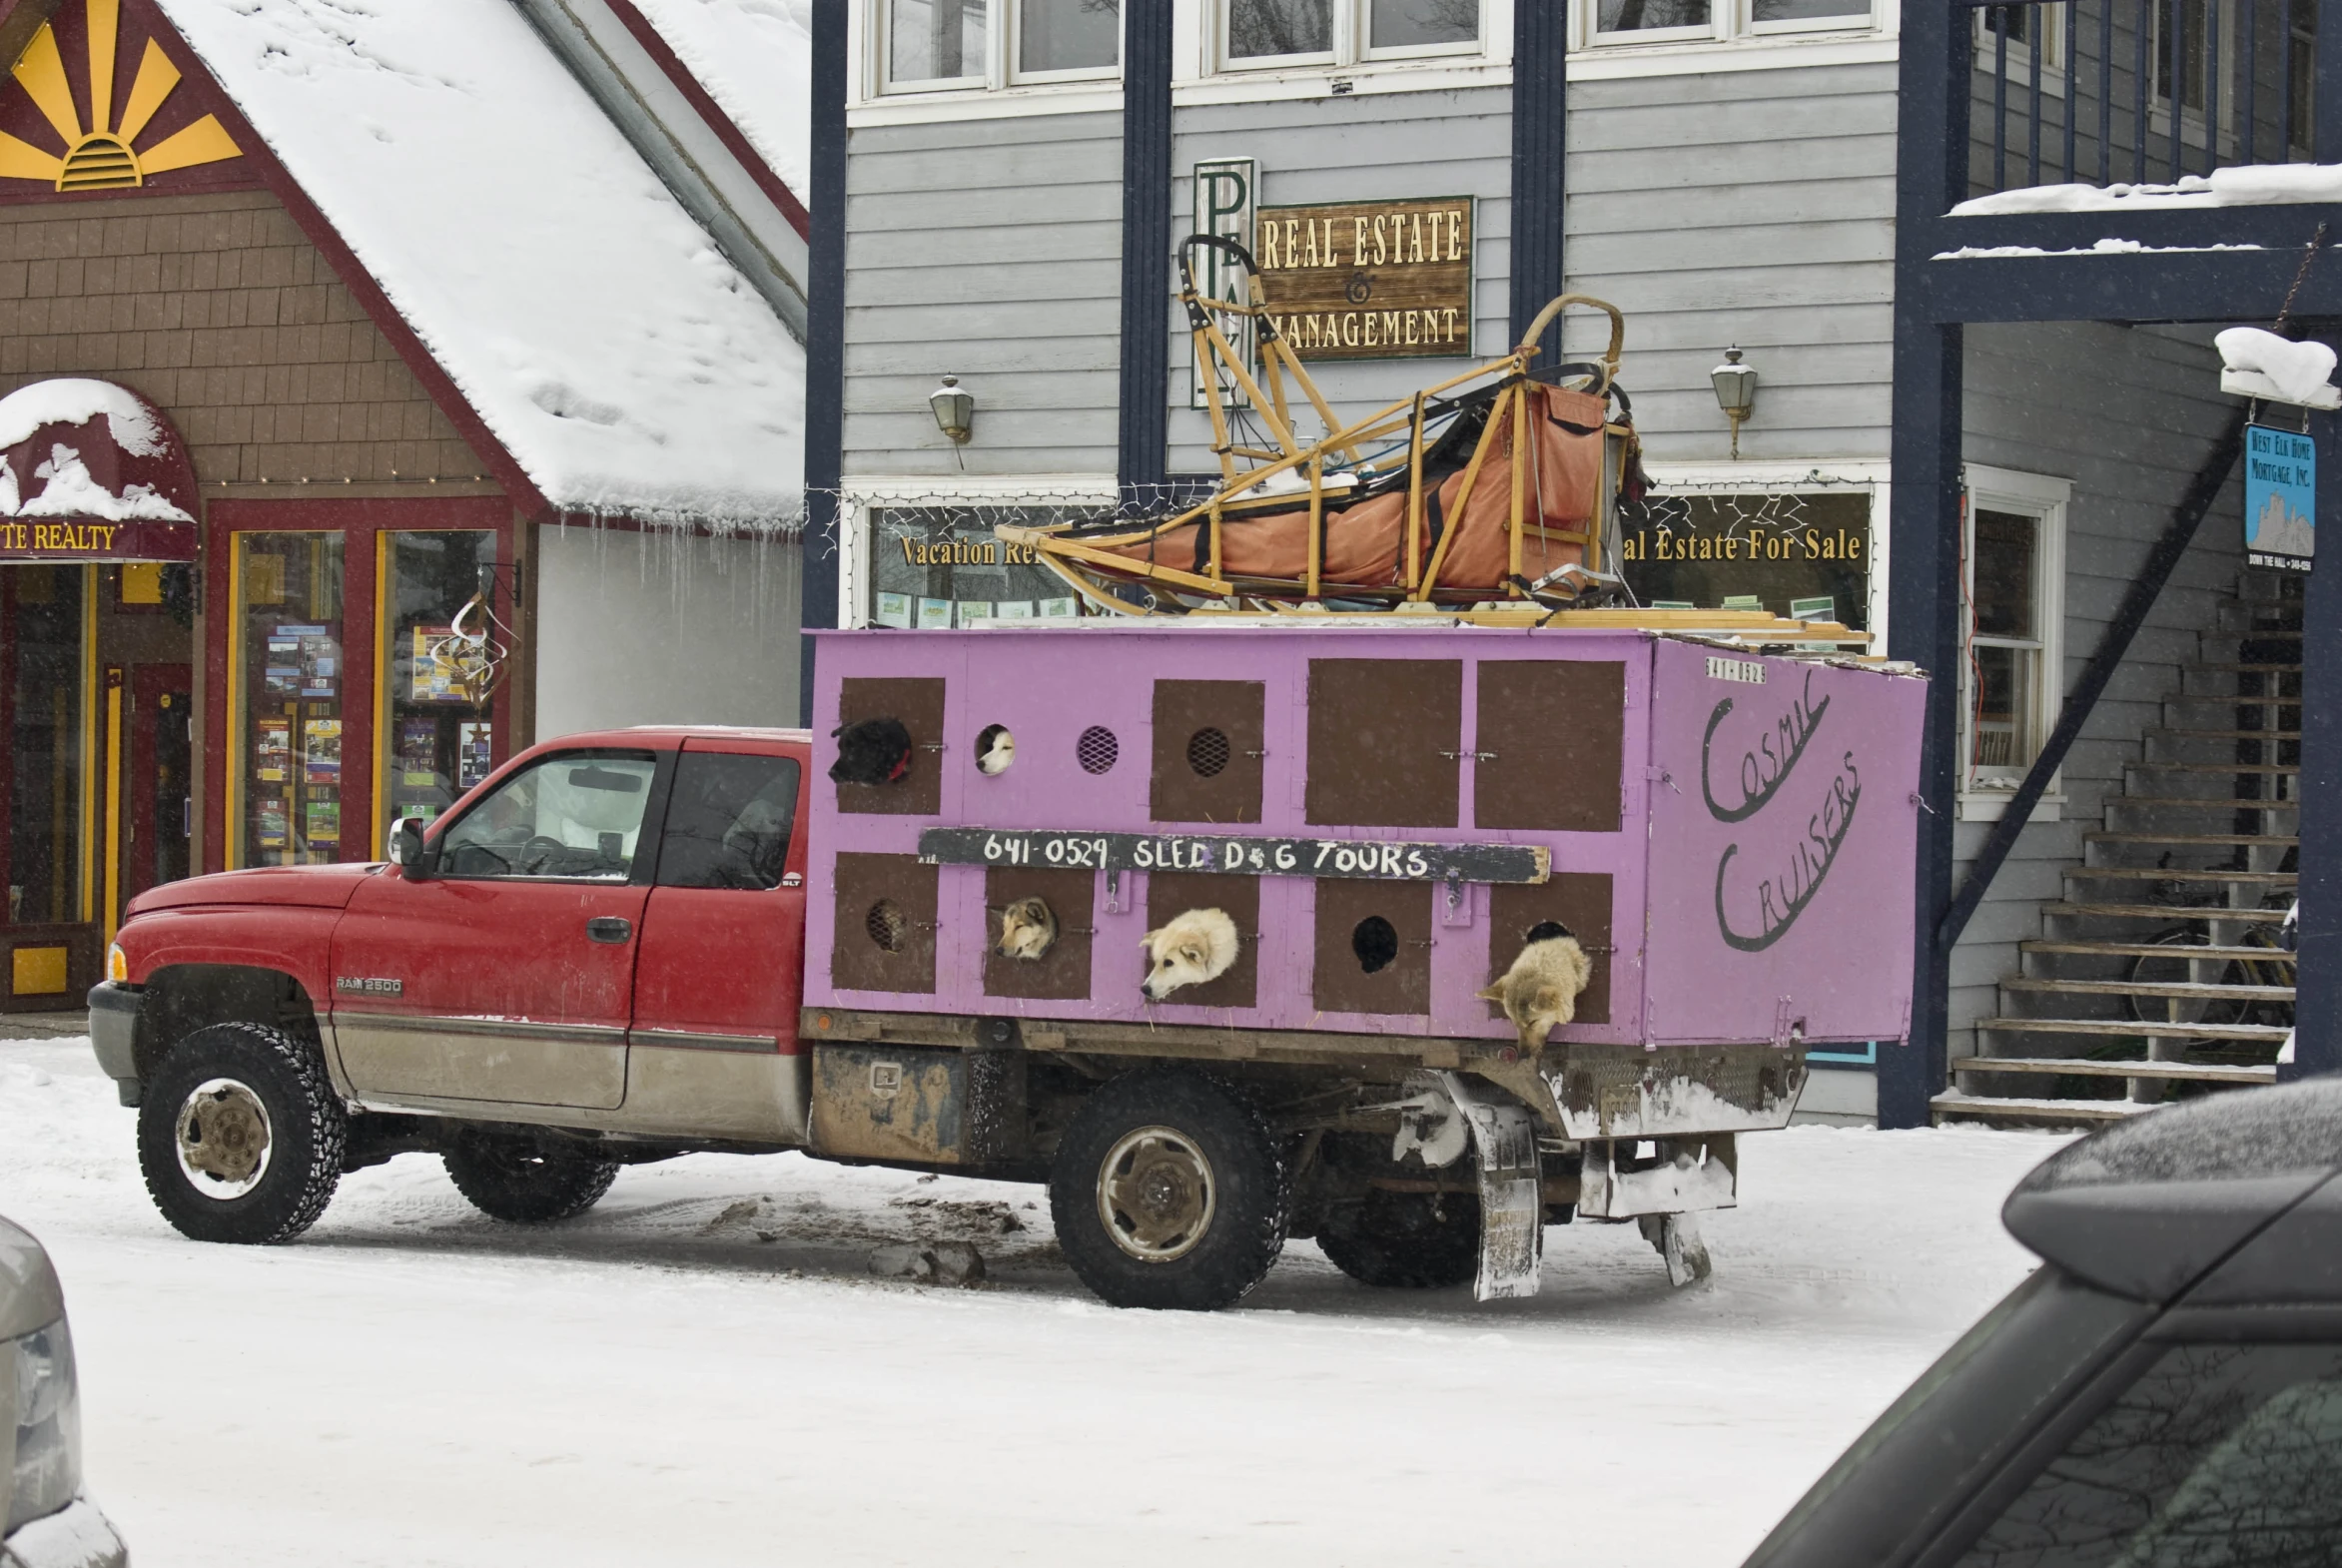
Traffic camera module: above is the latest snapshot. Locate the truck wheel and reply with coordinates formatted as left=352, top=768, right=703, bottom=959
left=1049, top=1069, right=1288, bottom=1311
left=444, top=1128, right=619, bottom=1223
left=138, top=1022, right=347, bottom=1244
left=1316, top=1187, right=1481, bottom=1289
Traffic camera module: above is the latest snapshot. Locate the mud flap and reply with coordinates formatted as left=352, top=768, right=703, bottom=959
left=1438, top=1072, right=1543, bottom=1300
left=1638, top=1212, right=1713, bottom=1288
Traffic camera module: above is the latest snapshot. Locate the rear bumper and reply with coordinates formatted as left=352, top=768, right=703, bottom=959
left=85, top=983, right=142, bottom=1092
left=2, top=1497, right=130, bottom=1568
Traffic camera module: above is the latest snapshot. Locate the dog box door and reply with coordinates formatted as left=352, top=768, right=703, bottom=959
left=1312, top=878, right=1432, bottom=1016
left=835, top=677, right=945, bottom=815
left=830, top=852, right=940, bottom=994
left=1474, top=660, right=1626, bottom=833
left=1305, top=659, right=1460, bottom=828
left=1152, top=680, right=1264, bottom=824
left=1488, top=874, right=1613, bottom=1025
left=1144, top=870, right=1259, bottom=1009
left=983, top=866, right=1096, bottom=1001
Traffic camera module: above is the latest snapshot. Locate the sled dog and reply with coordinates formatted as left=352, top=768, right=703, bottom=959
left=1141, top=908, right=1239, bottom=1000
left=977, top=728, right=1016, bottom=776
left=996, top=896, right=1058, bottom=960
left=1477, top=921, right=1593, bottom=1049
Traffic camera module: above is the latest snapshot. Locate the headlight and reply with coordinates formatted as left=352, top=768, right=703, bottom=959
left=105, top=943, right=128, bottom=984
left=7, top=1317, right=82, bottom=1532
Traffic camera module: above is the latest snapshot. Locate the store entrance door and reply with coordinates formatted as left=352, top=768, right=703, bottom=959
left=123, top=663, right=193, bottom=910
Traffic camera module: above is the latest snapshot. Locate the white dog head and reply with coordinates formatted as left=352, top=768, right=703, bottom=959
left=1140, top=907, right=1239, bottom=1000
left=996, top=896, right=1057, bottom=961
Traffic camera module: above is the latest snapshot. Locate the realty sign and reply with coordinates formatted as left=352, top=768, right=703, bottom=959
left=2245, top=422, right=2316, bottom=573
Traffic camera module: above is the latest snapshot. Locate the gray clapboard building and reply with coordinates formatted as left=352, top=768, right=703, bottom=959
left=806, top=0, right=2323, bottom=1127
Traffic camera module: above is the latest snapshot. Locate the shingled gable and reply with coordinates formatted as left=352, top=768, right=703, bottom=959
left=0, top=0, right=806, bottom=531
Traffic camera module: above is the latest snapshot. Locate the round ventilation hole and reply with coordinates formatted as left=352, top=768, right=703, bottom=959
left=1186, top=727, right=1231, bottom=778
left=866, top=900, right=908, bottom=953
left=1352, top=915, right=1399, bottom=975
left=1078, top=725, right=1120, bottom=775
left=975, top=723, right=1015, bottom=776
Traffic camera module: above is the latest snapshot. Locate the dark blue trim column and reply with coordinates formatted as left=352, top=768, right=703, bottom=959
left=1879, top=0, right=1968, bottom=1129
left=1117, top=1, right=1174, bottom=499
left=1507, top=0, right=1567, bottom=346
left=799, top=0, right=849, bottom=725
left=2288, top=396, right=2342, bottom=1082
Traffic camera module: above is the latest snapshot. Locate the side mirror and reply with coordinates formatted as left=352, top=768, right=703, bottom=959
left=387, top=817, right=428, bottom=879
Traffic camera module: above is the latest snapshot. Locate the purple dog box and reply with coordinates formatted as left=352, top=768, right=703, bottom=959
left=807, top=625, right=1927, bottom=1052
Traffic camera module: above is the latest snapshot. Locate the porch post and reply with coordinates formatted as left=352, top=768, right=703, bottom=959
left=1879, top=0, right=1967, bottom=1129
left=799, top=0, right=849, bottom=725
left=2288, top=399, right=2342, bottom=1081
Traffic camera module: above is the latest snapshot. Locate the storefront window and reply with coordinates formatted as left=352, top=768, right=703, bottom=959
left=6, top=565, right=86, bottom=924
left=867, top=506, right=1084, bottom=627
left=233, top=532, right=346, bottom=867
left=381, top=531, right=497, bottom=841
left=1617, top=491, right=1871, bottom=629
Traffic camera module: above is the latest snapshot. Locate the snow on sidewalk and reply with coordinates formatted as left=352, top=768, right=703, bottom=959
left=0, top=1038, right=2064, bottom=1568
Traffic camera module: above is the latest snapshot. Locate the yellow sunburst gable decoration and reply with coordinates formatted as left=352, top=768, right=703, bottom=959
left=0, top=0, right=240, bottom=192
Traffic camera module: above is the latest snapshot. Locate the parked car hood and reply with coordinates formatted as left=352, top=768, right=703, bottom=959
left=128, top=862, right=383, bottom=917
left=0, top=1213, right=65, bottom=1338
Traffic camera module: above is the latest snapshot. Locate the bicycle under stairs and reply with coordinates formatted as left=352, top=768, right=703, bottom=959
left=1932, top=573, right=2301, bottom=1126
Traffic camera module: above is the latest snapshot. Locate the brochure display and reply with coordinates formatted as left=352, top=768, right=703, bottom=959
left=380, top=530, right=498, bottom=838
left=234, top=532, right=346, bottom=865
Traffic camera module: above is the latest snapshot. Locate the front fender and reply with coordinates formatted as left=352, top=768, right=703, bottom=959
left=119, top=904, right=342, bottom=1003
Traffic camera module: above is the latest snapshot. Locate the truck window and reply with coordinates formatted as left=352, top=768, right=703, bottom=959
left=1952, top=1340, right=2342, bottom=1568
left=435, top=751, right=659, bottom=881
left=655, top=752, right=801, bottom=891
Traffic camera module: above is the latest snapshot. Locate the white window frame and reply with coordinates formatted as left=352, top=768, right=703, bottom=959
left=2146, top=0, right=2239, bottom=157
left=1579, top=0, right=1885, bottom=51
left=837, top=477, right=1120, bottom=627
left=875, top=0, right=1124, bottom=96
left=1971, top=1, right=2068, bottom=94
left=1957, top=464, right=2070, bottom=823
left=1214, top=0, right=1488, bottom=74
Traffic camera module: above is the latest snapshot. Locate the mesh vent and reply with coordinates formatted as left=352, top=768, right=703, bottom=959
left=1186, top=727, right=1230, bottom=778
left=1078, top=725, right=1119, bottom=775
left=865, top=900, right=907, bottom=953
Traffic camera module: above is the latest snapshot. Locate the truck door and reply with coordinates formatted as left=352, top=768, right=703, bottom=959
left=329, top=746, right=669, bottom=1111
left=621, top=739, right=809, bottom=1142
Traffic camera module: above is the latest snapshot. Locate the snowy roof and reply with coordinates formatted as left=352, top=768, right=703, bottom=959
left=154, top=0, right=805, bottom=530
left=629, top=0, right=812, bottom=202
left=1952, top=162, right=2342, bottom=217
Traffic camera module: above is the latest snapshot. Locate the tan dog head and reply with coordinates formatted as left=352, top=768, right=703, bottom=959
left=1476, top=922, right=1593, bottom=1051
left=995, top=896, right=1058, bottom=961
left=1140, top=907, right=1239, bottom=1000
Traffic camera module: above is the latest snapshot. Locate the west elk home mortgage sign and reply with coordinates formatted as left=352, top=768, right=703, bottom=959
left=1252, top=197, right=1474, bottom=361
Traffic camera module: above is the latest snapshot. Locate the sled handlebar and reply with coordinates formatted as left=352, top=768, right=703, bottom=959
left=1515, top=294, right=1626, bottom=375
left=1177, top=233, right=1261, bottom=298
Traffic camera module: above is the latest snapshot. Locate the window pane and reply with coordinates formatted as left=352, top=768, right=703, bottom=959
left=1596, top=0, right=1711, bottom=32
left=656, top=753, right=800, bottom=891
left=1755, top=0, right=1870, bottom=21
left=1228, top=0, right=1331, bottom=57
left=1021, top=0, right=1118, bottom=70
left=1955, top=1342, right=2342, bottom=1567
left=1969, top=644, right=2038, bottom=785
left=1971, top=508, right=2038, bottom=638
left=439, top=753, right=658, bottom=881
left=870, top=504, right=1086, bottom=627
left=1370, top=0, right=1478, bottom=48
left=235, top=532, right=345, bottom=868
left=382, top=531, right=497, bottom=849
left=6, top=566, right=84, bottom=924
left=891, top=0, right=987, bottom=82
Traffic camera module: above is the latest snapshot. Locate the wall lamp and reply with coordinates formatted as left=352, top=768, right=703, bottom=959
left=929, top=375, right=975, bottom=444
left=1711, top=347, right=1758, bottom=459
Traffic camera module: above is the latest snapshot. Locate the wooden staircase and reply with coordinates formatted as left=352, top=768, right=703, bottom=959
left=1933, top=574, right=2301, bottom=1126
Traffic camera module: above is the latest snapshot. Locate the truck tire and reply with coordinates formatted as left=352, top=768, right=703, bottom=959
left=1049, top=1069, right=1288, bottom=1311
left=443, top=1128, right=619, bottom=1223
left=138, top=1022, right=347, bottom=1245
left=1316, top=1187, right=1480, bottom=1289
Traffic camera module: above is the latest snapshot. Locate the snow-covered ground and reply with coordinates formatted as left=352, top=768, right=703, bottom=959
left=0, top=1038, right=2067, bottom=1568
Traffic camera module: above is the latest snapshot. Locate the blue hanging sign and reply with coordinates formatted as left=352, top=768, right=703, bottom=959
left=2244, top=422, right=2316, bottom=573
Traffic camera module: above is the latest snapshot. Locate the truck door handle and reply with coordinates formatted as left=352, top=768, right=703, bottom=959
left=586, top=917, right=633, bottom=945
